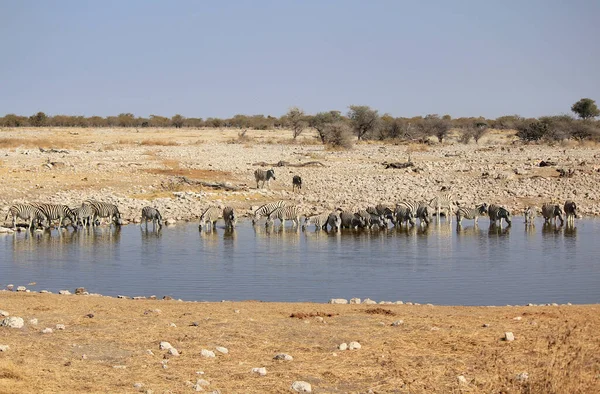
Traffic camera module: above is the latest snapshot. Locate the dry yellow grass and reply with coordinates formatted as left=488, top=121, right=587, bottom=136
left=0, top=293, right=598, bottom=393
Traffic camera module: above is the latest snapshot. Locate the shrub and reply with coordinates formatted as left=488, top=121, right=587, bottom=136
left=348, top=105, right=379, bottom=140
left=323, top=121, right=354, bottom=149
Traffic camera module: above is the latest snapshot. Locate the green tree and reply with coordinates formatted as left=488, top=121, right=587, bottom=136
left=285, top=107, right=307, bottom=139
left=171, top=114, right=185, bottom=128
left=309, top=110, right=343, bottom=143
left=571, top=98, right=600, bottom=119
left=348, top=105, right=379, bottom=140
left=117, top=113, right=136, bottom=127
left=29, top=112, right=47, bottom=127
left=420, top=114, right=452, bottom=143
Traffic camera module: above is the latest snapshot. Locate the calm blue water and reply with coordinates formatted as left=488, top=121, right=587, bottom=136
left=1, top=219, right=598, bottom=305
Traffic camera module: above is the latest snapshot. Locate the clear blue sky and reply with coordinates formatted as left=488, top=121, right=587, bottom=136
left=1, top=0, right=598, bottom=119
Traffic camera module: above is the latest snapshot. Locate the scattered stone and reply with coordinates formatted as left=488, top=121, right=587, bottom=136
left=6, top=285, right=14, bottom=291
left=515, top=372, right=529, bottom=382
left=234, top=309, right=240, bottom=314
left=195, top=379, right=210, bottom=387
left=81, top=354, right=87, bottom=359
left=0, top=310, right=8, bottom=317
left=190, top=321, right=199, bottom=326
left=251, top=367, right=267, bottom=376
left=504, top=332, right=515, bottom=341
left=329, top=298, right=348, bottom=304
left=349, top=298, right=361, bottom=304
left=75, top=287, right=87, bottom=295
left=144, top=309, right=161, bottom=315
left=0, top=317, right=24, bottom=329
left=159, top=341, right=173, bottom=350
left=16, top=286, right=26, bottom=292
left=395, top=301, right=404, bottom=304
left=482, top=323, right=490, bottom=328
left=56, top=324, right=66, bottom=330
left=58, top=290, right=71, bottom=295
left=149, top=295, right=157, bottom=300
left=514, top=316, right=522, bottom=321
left=117, top=295, right=128, bottom=299
left=168, top=348, right=180, bottom=356
left=362, top=298, right=377, bottom=305
left=431, top=327, right=440, bottom=331
left=391, top=320, right=404, bottom=326
left=85, top=313, right=94, bottom=318
left=163, top=295, right=173, bottom=300
left=0, top=345, right=9, bottom=352
left=338, top=343, right=348, bottom=351
left=39, top=290, right=50, bottom=294
left=314, top=316, right=324, bottom=323
left=29, top=318, right=38, bottom=325
left=349, top=341, right=361, bottom=350
left=169, top=323, right=177, bottom=327
left=201, top=349, right=216, bottom=358
left=113, top=365, right=127, bottom=369
left=133, top=296, right=146, bottom=300
left=457, top=375, right=468, bottom=385
left=146, top=349, right=154, bottom=355
left=42, top=328, right=53, bottom=334
left=274, top=353, right=293, bottom=361
left=215, top=346, right=228, bottom=354
left=133, top=383, right=144, bottom=389
left=405, top=302, right=413, bottom=305
left=291, top=381, right=312, bottom=392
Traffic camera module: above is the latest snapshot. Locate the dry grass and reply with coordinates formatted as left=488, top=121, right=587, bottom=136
left=139, top=139, right=179, bottom=146
left=0, top=137, right=77, bottom=150
left=0, top=293, right=597, bottom=393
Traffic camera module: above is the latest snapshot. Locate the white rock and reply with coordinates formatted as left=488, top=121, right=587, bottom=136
left=362, top=298, right=377, bottom=305
left=391, top=320, right=404, bottom=326
left=291, top=381, right=312, bottom=392
left=252, top=367, right=267, bottom=376
left=146, top=349, right=154, bottom=355
left=133, top=383, right=144, bottom=389
left=274, top=353, right=293, bottom=361
left=201, top=349, right=216, bottom=358
left=195, top=379, right=210, bottom=387
left=56, top=324, right=66, bottom=330
left=514, top=316, right=522, bottom=321
left=0, top=317, right=24, bottom=329
left=6, top=285, right=13, bottom=291
left=168, top=348, right=179, bottom=356
left=29, top=318, right=38, bottom=325
left=16, top=286, right=26, bottom=292
left=0, top=345, right=9, bottom=352
left=169, top=323, right=177, bottom=327
left=504, top=332, right=515, bottom=341
left=58, top=290, right=71, bottom=295
left=329, top=298, right=348, bottom=304
left=215, top=346, right=228, bottom=354
left=42, top=328, right=53, bottom=334
left=349, top=298, right=361, bottom=304
left=349, top=341, right=361, bottom=350
left=338, top=343, right=348, bottom=351
left=395, top=301, right=404, bottom=304
left=0, top=310, right=9, bottom=317
left=159, top=341, right=173, bottom=350
left=515, top=372, right=529, bottom=382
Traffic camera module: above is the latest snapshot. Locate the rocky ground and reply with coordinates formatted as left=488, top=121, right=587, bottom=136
left=0, top=291, right=598, bottom=393
left=1, top=127, right=599, bottom=228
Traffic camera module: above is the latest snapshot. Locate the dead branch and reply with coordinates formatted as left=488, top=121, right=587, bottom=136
left=174, top=176, right=247, bottom=191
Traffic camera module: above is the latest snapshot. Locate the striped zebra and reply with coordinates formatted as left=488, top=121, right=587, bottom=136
left=397, top=201, right=430, bottom=226
left=456, top=203, right=488, bottom=225
left=541, top=203, right=564, bottom=225
left=34, top=203, right=77, bottom=229
left=199, top=207, right=221, bottom=231
left=564, top=200, right=577, bottom=225
left=141, top=207, right=162, bottom=228
left=223, top=206, right=237, bottom=229
left=254, top=168, right=275, bottom=189
left=302, top=212, right=329, bottom=231
left=394, top=203, right=415, bottom=227
left=252, top=200, right=287, bottom=225
left=416, top=203, right=431, bottom=226
left=488, top=204, right=512, bottom=226
left=5, top=204, right=45, bottom=230
left=375, top=204, right=395, bottom=225
left=266, top=205, right=300, bottom=227
left=429, top=193, right=454, bottom=222
left=365, top=207, right=387, bottom=228
left=356, top=209, right=376, bottom=228
left=340, top=211, right=365, bottom=229
left=72, top=205, right=94, bottom=227
left=83, top=200, right=121, bottom=226
left=524, top=206, right=537, bottom=224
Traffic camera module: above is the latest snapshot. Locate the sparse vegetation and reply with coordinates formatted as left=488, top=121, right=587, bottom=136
left=348, top=105, right=380, bottom=140
left=323, top=121, right=354, bottom=149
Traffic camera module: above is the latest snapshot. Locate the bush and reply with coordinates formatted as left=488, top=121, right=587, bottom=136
left=420, top=114, right=451, bottom=143
left=323, top=121, right=354, bottom=149
left=516, top=121, right=548, bottom=142
left=571, top=98, right=599, bottom=120
left=348, top=105, right=379, bottom=140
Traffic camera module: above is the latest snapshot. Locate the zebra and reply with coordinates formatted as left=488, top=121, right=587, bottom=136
left=223, top=206, right=237, bottom=229
left=302, top=212, right=329, bottom=231
left=340, top=211, right=365, bottom=229
left=199, top=207, right=221, bottom=231
left=141, top=206, right=162, bottom=229
left=251, top=200, right=287, bottom=225
left=394, top=203, right=415, bottom=227
left=366, top=207, right=387, bottom=228
left=524, top=206, right=537, bottom=224
left=429, top=193, right=454, bottom=222
left=326, top=212, right=341, bottom=231
left=375, top=203, right=395, bottom=225
left=564, top=200, right=577, bottom=225
left=292, top=175, right=302, bottom=192
left=5, top=204, right=46, bottom=230
left=265, top=205, right=300, bottom=227
left=356, top=209, right=376, bottom=228
left=397, top=201, right=430, bottom=226
left=488, top=204, right=512, bottom=226
left=72, top=205, right=94, bottom=227
left=83, top=200, right=121, bottom=226
left=456, top=203, right=488, bottom=225
left=416, top=203, right=431, bottom=226
left=34, top=203, right=77, bottom=229
left=254, top=168, right=275, bottom=189
left=541, top=203, right=564, bottom=225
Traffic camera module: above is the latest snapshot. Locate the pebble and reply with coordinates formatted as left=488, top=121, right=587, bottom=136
left=144, top=309, right=161, bottom=315
left=514, top=316, right=522, bottom=321
left=349, top=298, right=361, bottom=304
left=56, top=324, right=66, bottom=330
left=251, top=367, right=267, bottom=376
left=159, top=341, right=173, bottom=350
left=0, top=310, right=8, bottom=317
left=146, top=349, right=154, bottom=355
left=395, top=301, right=404, bottom=304
left=16, top=286, right=26, bottom=292
left=329, top=298, right=348, bottom=304
left=482, top=323, right=490, bottom=328
left=117, top=295, right=128, bottom=299
left=6, top=285, right=13, bottom=291
left=515, top=372, right=529, bottom=382
left=457, top=375, right=468, bottom=385
left=201, top=349, right=216, bottom=358
left=234, top=309, right=240, bottom=314
left=215, top=346, right=228, bottom=354
left=193, top=379, right=210, bottom=391
left=338, top=343, right=348, bottom=351
left=75, top=287, right=87, bottom=295
left=30, top=318, right=38, bottom=325
left=291, top=381, right=312, bottom=392
left=113, top=365, right=127, bottom=369
left=504, top=332, right=515, bottom=341
left=133, top=383, right=144, bottom=389
left=168, top=348, right=180, bottom=356
left=0, top=345, right=9, bottom=352
left=362, top=298, right=377, bottom=304
left=391, top=320, right=404, bottom=326
left=42, top=328, right=53, bottom=334
left=274, top=353, right=293, bottom=361
left=0, top=317, right=24, bottom=329
left=315, top=316, right=324, bottom=323
left=349, top=341, right=361, bottom=350
left=58, top=290, right=71, bottom=295
left=169, top=323, right=177, bottom=327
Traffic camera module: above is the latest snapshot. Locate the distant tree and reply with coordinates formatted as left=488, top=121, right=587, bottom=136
left=348, top=105, right=379, bottom=140
left=323, top=121, right=354, bottom=149
left=185, top=117, right=204, bottom=128
left=87, top=116, right=107, bottom=127
left=516, top=120, right=548, bottom=142
left=149, top=115, right=170, bottom=128
left=492, top=115, right=523, bottom=130
left=205, top=117, right=224, bottom=128
left=285, top=107, right=307, bottom=139
left=117, top=113, right=136, bottom=127
left=571, top=98, right=600, bottom=119
left=309, top=110, right=343, bottom=143
left=472, top=120, right=489, bottom=144
left=29, top=112, right=47, bottom=127
left=420, top=114, right=452, bottom=143
left=171, top=114, right=185, bottom=128
left=1, top=114, right=28, bottom=127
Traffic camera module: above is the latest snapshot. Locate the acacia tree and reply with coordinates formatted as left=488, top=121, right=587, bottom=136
left=421, top=114, right=452, bottom=143
left=171, top=114, right=185, bottom=128
left=285, top=107, right=307, bottom=139
left=348, top=105, right=379, bottom=140
left=309, top=110, right=343, bottom=143
left=29, top=112, right=47, bottom=127
left=571, top=98, right=599, bottom=119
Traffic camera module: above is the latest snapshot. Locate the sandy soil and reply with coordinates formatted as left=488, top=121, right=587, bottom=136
left=0, top=292, right=598, bottom=393
left=1, top=127, right=599, bottom=226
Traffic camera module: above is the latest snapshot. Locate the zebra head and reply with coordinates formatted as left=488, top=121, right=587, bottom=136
left=477, top=203, right=489, bottom=215
left=267, top=169, right=275, bottom=181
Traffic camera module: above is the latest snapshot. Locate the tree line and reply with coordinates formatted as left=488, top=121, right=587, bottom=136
left=2, top=98, right=599, bottom=147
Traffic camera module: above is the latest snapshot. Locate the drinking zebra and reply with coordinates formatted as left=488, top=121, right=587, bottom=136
left=5, top=203, right=45, bottom=230
left=34, top=203, right=77, bottom=229
left=397, top=201, right=430, bottom=226
left=488, top=204, right=511, bottom=226
left=365, top=207, right=387, bottom=228
left=564, top=200, right=577, bottom=225
left=541, top=203, right=564, bottom=225
left=429, top=193, right=454, bottom=222
left=266, top=205, right=300, bottom=227
left=141, top=206, right=163, bottom=229
left=416, top=204, right=431, bottom=226
left=456, top=203, right=488, bottom=225
left=223, top=206, right=237, bottom=229
left=292, top=175, right=302, bottom=192
left=251, top=200, right=287, bottom=225
left=375, top=204, right=395, bottom=225
left=394, top=203, right=415, bottom=227
left=199, top=207, right=221, bottom=231
left=524, top=206, right=537, bottom=224
left=72, top=204, right=94, bottom=227
left=340, top=211, right=365, bottom=229
left=254, top=168, right=275, bottom=189
left=83, top=200, right=121, bottom=226
left=302, top=212, right=329, bottom=231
